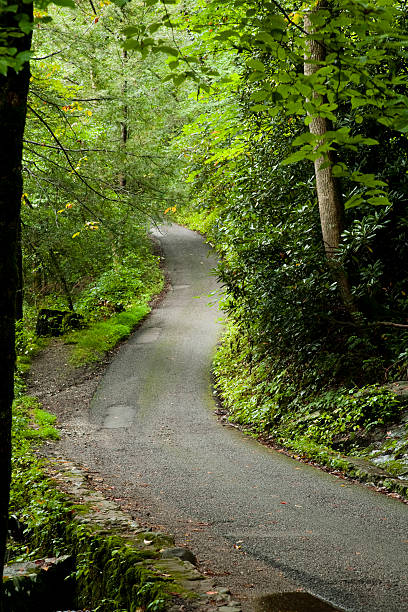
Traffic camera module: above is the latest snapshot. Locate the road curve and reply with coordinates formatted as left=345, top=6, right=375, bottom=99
left=89, top=224, right=407, bottom=612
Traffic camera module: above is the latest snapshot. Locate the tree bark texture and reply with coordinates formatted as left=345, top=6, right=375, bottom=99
left=0, top=0, right=32, bottom=602
left=304, top=9, right=343, bottom=257
left=304, top=5, right=357, bottom=314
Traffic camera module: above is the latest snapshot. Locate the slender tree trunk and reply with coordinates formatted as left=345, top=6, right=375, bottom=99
left=304, top=4, right=357, bottom=314
left=0, top=1, right=32, bottom=602
left=16, top=220, right=24, bottom=321
left=48, top=249, right=74, bottom=310
left=119, top=49, right=128, bottom=189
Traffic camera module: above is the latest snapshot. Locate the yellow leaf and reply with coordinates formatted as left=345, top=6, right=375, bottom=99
left=57, top=209, right=64, bottom=214
left=72, top=232, right=80, bottom=238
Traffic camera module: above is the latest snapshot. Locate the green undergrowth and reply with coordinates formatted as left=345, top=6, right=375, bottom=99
left=66, top=303, right=151, bottom=366
left=18, top=239, right=164, bottom=370
left=9, top=396, right=70, bottom=563
left=14, top=321, right=48, bottom=397
left=213, top=320, right=407, bottom=493
left=175, top=206, right=217, bottom=235
left=59, top=249, right=163, bottom=366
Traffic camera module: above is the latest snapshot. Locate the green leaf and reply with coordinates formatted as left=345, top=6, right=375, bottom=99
left=292, top=132, right=316, bottom=146
left=250, top=104, right=269, bottom=112
left=15, top=50, right=32, bottom=65
left=155, top=45, right=179, bottom=57
left=255, top=32, right=276, bottom=46
left=392, top=110, right=408, bottom=133
left=51, top=0, right=75, bottom=7
left=344, top=194, right=365, bottom=209
left=148, top=22, right=161, bottom=34
left=214, top=29, right=237, bottom=41
left=123, top=39, right=141, bottom=51
left=367, top=195, right=390, bottom=206
left=0, top=59, right=7, bottom=76
left=281, top=150, right=307, bottom=165
left=250, top=90, right=269, bottom=102
left=122, top=26, right=139, bottom=37
left=173, top=74, right=186, bottom=86
left=247, top=58, right=265, bottom=72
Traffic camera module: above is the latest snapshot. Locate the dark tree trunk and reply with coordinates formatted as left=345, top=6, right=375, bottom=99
left=0, top=0, right=32, bottom=603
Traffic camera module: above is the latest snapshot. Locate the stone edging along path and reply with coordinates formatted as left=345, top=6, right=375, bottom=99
left=4, top=457, right=242, bottom=612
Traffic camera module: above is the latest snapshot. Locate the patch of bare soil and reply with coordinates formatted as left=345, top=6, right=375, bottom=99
left=28, top=339, right=107, bottom=421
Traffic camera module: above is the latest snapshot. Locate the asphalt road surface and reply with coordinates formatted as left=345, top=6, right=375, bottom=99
left=88, top=224, right=407, bottom=612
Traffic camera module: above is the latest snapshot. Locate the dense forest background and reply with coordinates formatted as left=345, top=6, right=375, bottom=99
left=2, top=0, right=408, bottom=599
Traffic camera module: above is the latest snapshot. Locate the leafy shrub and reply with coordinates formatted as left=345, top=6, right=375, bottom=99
left=214, top=320, right=403, bottom=450
left=75, top=253, right=162, bottom=321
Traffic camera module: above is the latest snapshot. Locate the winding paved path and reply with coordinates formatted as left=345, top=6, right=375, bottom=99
left=88, top=224, right=407, bottom=611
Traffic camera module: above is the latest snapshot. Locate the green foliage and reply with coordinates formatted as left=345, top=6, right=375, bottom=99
left=170, top=0, right=408, bottom=203
left=12, top=395, right=59, bottom=442
left=214, top=320, right=404, bottom=462
left=8, top=396, right=68, bottom=562
left=21, top=0, right=190, bottom=318
left=63, top=245, right=163, bottom=365
left=286, top=387, right=402, bottom=446
left=74, top=252, right=163, bottom=320
left=175, top=207, right=217, bottom=234
left=14, top=319, right=45, bottom=395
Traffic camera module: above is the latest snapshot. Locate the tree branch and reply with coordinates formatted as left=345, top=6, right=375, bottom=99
left=373, top=321, right=408, bottom=329
left=28, top=104, right=127, bottom=206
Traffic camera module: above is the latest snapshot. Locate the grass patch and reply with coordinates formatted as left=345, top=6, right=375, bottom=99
left=67, top=303, right=150, bottom=366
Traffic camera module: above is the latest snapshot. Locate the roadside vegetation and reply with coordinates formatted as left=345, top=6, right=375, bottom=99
left=3, top=0, right=408, bottom=606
